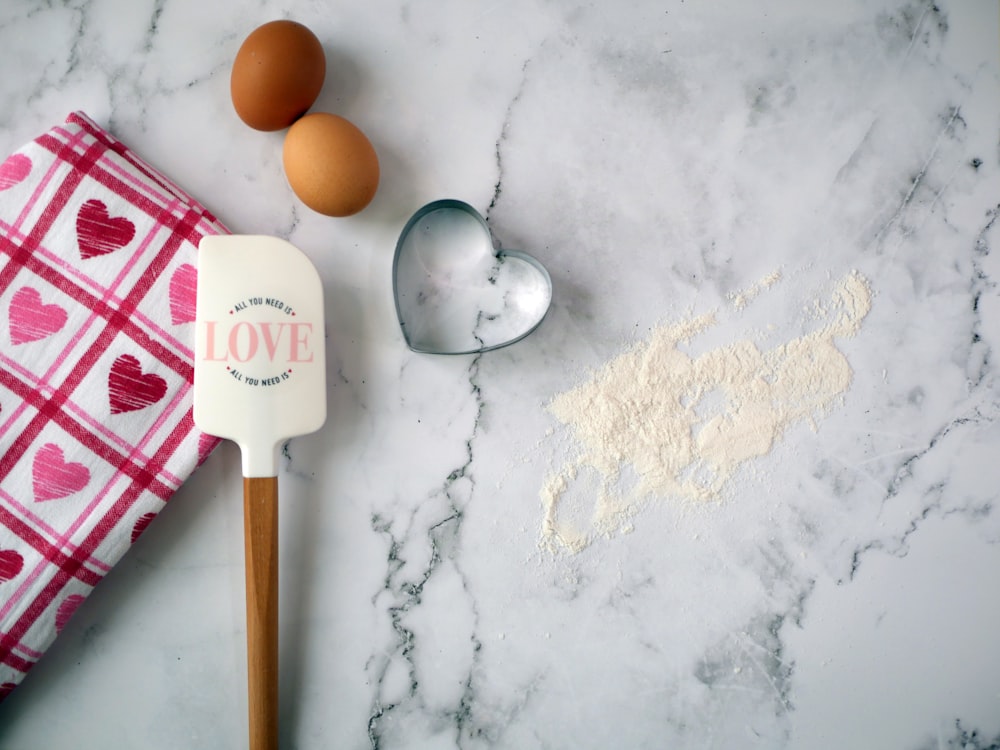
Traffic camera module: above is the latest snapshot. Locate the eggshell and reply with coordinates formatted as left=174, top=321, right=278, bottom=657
left=283, top=113, right=380, bottom=217
left=231, top=20, right=325, bottom=131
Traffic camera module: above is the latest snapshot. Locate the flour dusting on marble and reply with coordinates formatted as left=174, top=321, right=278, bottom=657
left=727, top=269, right=782, bottom=310
left=541, top=271, right=872, bottom=552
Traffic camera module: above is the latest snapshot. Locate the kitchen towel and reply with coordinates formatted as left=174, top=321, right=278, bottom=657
left=0, top=112, right=226, bottom=701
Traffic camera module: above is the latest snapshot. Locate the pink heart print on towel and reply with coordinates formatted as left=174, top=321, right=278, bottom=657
left=76, top=198, right=136, bottom=259
left=32, top=443, right=91, bottom=502
left=168, top=263, right=197, bottom=324
left=108, top=354, right=167, bottom=414
left=0, top=549, right=24, bottom=583
left=130, top=512, right=156, bottom=544
left=0, top=154, right=31, bottom=191
left=54, top=594, right=86, bottom=634
left=8, top=286, right=68, bottom=344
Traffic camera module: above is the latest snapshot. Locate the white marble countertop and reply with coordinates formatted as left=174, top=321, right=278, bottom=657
left=2, top=1, right=999, bottom=748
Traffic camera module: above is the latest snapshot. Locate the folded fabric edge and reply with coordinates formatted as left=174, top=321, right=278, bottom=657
left=65, top=111, right=231, bottom=234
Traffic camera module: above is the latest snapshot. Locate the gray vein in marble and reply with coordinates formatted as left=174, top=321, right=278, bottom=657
left=279, top=439, right=322, bottom=483
left=845, top=498, right=936, bottom=584
left=142, top=0, right=166, bottom=54
left=911, top=720, right=1000, bottom=750
left=366, top=514, right=483, bottom=748
left=968, top=204, right=998, bottom=388
left=487, top=58, right=532, bottom=218
left=877, top=0, right=948, bottom=60
left=842, top=380, right=997, bottom=582
left=62, top=1, right=88, bottom=82
left=366, top=357, right=487, bottom=748
left=893, top=0, right=947, bottom=67
left=873, top=104, right=964, bottom=253
left=363, top=54, right=542, bottom=743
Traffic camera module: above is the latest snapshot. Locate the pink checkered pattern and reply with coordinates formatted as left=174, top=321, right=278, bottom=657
left=0, top=112, right=227, bottom=701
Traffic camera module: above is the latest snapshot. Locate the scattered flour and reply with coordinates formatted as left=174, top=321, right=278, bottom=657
left=540, top=270, right=872, bottom=553
left=727, top=269, right=782, bottom=310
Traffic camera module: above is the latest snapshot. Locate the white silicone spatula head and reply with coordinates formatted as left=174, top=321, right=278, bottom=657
left=193, top=234, right=326, bottom=476
left=193, top=234, right=326, bottom=750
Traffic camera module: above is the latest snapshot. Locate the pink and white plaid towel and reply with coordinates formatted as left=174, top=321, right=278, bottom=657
left=0, top=112, right=227, bottom=701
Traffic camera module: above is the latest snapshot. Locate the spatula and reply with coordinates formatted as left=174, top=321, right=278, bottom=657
left=193, top=235, right=326, bottom=750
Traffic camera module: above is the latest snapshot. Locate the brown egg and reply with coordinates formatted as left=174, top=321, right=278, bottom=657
left=231, top=20, right=325, bottom=131
left=283, top=113, right=380, bottom=217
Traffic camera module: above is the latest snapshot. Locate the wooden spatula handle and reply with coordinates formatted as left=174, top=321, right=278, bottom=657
left=244, top=476, right=279, bottom=750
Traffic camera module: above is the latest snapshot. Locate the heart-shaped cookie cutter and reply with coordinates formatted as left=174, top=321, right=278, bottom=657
left=392, top=199, right=552, bottom=355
